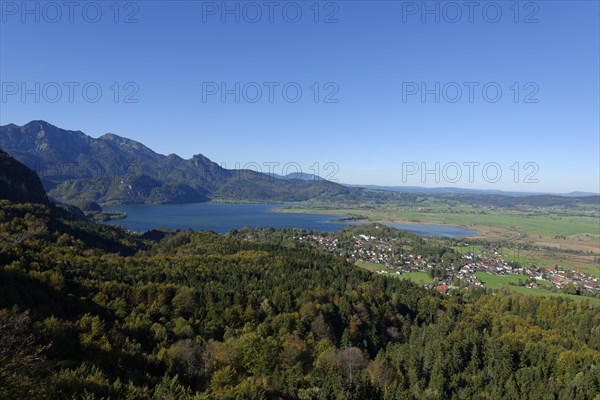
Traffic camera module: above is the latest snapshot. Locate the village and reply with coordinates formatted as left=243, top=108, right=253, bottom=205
left=294, top=232, right=600, bottom=297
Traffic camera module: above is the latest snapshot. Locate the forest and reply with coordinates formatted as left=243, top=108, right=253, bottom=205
left=1, top=200, right=599, bottom=399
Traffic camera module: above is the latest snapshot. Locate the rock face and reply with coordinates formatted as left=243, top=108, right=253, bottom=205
left=0, top=120, right=350, bottom=205
left=0, top=148, right=49, bottom=204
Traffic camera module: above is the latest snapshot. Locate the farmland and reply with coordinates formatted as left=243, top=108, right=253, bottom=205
left=278, top=195, right=600, bottom=272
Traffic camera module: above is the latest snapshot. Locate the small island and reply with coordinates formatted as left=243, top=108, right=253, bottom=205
left=68, top=199, right=128, bottom=222
left=91, top=211, right=128, bottom=222
left=334, top=214, right=369, bottom=222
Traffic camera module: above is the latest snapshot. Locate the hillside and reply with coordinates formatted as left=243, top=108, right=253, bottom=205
left=0, top=148, right=49, bottom=204
left=0, top=161, right=599, bottom=399
left=0, top=121, right=353, bottom=205
left=1, top=200, right=599, bottom=399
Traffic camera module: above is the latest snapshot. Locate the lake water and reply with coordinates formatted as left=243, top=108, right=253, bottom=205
left=103, top=203, right=478, bottom=237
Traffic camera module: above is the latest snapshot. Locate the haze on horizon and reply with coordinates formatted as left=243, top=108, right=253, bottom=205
left=1, top=1, right=598, bottom=193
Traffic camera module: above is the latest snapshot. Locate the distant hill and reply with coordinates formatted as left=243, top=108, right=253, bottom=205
left=0, top=148, right=49, bottom=204
left=272, top=172, right=325, bottom=181
left=346, top=184, right=599, bottom=198
left=0, top=121, right=352, bottom=205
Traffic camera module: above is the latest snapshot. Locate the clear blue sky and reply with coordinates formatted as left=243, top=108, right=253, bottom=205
left=1, top=1, right=598, bottom=193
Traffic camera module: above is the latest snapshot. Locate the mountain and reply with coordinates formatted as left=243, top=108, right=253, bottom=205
left=0, top=121, right=352, bottom=205
left=563, top=191, right=600, bottom=197
left=0, top=148, right=49, bottom=204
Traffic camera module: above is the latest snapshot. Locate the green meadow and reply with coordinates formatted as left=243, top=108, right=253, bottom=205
left=582, top=266, right=600, bottom=278
left=474, top=272, right=531, bottom=288
left=355, top=261, right=389, bottom=273
left=356, top=262, right=434, bottom=284
left=399, top=271, right=435, bottom=284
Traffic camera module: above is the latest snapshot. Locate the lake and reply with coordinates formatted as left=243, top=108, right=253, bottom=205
left=103, top=203, right=478, bottom=237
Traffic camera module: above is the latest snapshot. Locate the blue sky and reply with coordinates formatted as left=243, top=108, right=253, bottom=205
left=1, top=0, right=598, bottom=192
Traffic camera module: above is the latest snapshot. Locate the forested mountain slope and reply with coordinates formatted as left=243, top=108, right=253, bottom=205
left=1, top=200, right=599, bottom=399
left=0, top=154, right=598, bottom=399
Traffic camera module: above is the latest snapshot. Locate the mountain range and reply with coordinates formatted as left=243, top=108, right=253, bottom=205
left=0, top=121, right=354, bottom=205
left=1, top=121, right=598, bottom=209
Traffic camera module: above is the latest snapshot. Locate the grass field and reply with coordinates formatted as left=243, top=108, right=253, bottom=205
left=474, top=272, right=531, bottom=288
left=496, top=247, right=554, bottom=267
left=355, top=261, right=389, bottom=273
left=454, top=245, right=483, bottom=254
left=356, top=262, right=434, bottom=283
left=399, top=271, right=434, bottom=284
left=582, top=266, right=600, bottom=278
